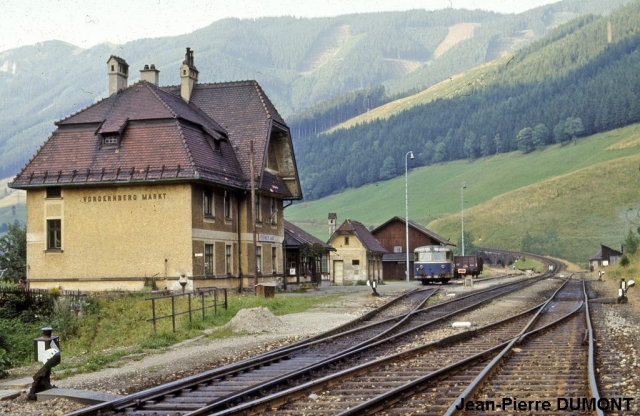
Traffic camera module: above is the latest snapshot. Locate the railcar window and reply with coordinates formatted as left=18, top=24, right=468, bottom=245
left=418, top=251, right=447, bottom=262
left=418, top=252, right=431, bottom=262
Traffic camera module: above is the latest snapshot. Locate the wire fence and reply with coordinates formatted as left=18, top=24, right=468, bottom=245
left=0, top=286, right=84, bottom=310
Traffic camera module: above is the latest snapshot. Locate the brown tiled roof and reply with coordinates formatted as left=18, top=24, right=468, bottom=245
left=11, top=78, right=293, bottom=194
left=284, top=220, right=333, bottom=250
left=372, top=216, right=455, bottom=246
left=331, top=219, right=387, bottom=254
left=166, top=81, right=285, bottom=183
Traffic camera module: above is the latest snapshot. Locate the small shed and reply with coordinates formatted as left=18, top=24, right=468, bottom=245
left=328, top=219, right=387, bottom=285
left=589, top=245, right=623, bottom=268
left=284, top=220, right=334, bottom=287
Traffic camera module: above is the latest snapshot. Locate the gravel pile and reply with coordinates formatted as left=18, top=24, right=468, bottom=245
left=226, top=307, right=289, bottom=334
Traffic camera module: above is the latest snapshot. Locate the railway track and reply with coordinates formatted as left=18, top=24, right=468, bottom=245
left=223, top=278, right=602, bottom=416
left=67, top=256, right=563, bottom=416
left=205, top=277, right=575, bottom=415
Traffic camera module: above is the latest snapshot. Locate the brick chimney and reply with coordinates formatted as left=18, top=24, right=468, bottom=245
left=140, top=64, right=160, bottom=85
left=107, top=55, right=129, bottom=95
left=180, top=47, right=199, bottom=102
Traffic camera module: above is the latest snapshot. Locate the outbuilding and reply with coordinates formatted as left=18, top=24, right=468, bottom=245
left=328, top=219, right=386, bottom=285
left=284, top=220, right=334, bottom=287
left=589, top=244, right=623, bottom=268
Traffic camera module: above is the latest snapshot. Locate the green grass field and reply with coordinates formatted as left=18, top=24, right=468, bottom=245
left=287, top=123, right=640, bottom=265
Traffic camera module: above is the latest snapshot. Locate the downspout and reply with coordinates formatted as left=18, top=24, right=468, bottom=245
left=237, top=194, right=243, bottom=292
left=282, top=200, right=293, bottom=290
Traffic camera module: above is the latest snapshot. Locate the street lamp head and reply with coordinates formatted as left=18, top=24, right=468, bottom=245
left=408, top=151, right=415, bottom=160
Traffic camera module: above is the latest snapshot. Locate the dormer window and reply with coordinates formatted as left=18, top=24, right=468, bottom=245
left=97, top=118, right=128, bottom=149
left=101, top=134, right=121, bottom=149
left=104, top=136, right=119, bottom=146
left=205, top=133, right=221, bottom=153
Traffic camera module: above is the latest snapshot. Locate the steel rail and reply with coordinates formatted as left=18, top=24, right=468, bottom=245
left=584, top=279, right=606, bottom=416
left=90, top=279, right=535, bottom=415
left=68, top=262, right=558, bottom=416
left=203, top=301, right=549, bottom=416
left=443, top=280, right=586, bottom=416
left=174, top=277, right=554, bottom=415
left=338, top=304, right=583, bottom=414
left=64, top=287, right=436, bottom=416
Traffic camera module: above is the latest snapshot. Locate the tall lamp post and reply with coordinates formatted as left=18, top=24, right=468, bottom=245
left=405, top=151, right=415, bottom=282
left=461, top=182, right=466, bottom=256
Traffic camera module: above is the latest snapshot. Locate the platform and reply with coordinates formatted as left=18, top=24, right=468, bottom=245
left=0, top=390, right=20, bottom=401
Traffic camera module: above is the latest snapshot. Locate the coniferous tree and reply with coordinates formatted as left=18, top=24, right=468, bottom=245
left=479, top=134, right=493, bottom=157
left=623, top=228, right=640, bottom=255
left=0, top=223, right=26, bottom=284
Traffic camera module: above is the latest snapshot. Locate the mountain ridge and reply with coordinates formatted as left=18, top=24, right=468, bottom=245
left=0, top=0, right=629, bottom=179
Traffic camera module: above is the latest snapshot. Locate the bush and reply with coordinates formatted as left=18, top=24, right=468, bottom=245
left=51, top=298, right=80, bottom=339
left=0, top=319, right=45, bottom=366
left=0, top=291, right=56, bottom=320
left=620, top=255, right=630, bottom=268
left=0, top=348, right=11, bottom=378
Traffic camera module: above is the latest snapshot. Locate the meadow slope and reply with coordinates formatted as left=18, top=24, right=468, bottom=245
left=286, top=123, right=640, bottom=264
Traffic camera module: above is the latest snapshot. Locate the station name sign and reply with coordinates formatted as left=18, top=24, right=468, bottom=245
left=82, top=193, right=168, bottom=203
left=258, top=234, right=276, bottom=242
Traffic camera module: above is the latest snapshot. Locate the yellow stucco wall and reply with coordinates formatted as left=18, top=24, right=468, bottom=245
left=329, top=234, right=383, bottom=285
left=26, top=184, right=193, bottom=290
left=329, top=235, right=365, bottom=284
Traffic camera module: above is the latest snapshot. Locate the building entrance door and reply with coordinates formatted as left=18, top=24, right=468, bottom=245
left=333, top=260, right=343, bottom=285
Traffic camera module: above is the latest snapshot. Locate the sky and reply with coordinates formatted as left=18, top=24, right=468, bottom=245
left=0, top=0, right=561, bottom=53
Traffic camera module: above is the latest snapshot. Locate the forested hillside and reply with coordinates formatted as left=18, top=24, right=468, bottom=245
left=0, top=0, right=628, bottom=180
left=287, top=0, right=631, bottom=138
left=287, top=123, right=640, bottom=264
left=296, top=1, right=640, bottom=200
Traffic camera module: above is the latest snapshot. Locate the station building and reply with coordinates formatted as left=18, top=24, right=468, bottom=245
left=9, top=49, right=302, bottom=291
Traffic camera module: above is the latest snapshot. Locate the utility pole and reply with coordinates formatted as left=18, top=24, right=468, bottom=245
left=250, top=141, right=258, bottom=290
left=461, top=182, right=466, bottom=256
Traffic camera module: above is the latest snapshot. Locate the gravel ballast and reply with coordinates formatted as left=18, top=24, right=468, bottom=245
left=1, top=275, right=638, bottom=415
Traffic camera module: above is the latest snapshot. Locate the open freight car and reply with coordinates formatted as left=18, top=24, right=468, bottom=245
left=453, top=255, right=484, bottom=278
